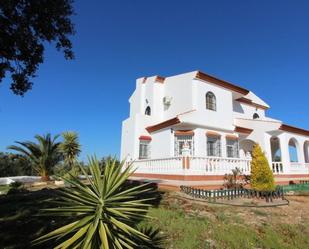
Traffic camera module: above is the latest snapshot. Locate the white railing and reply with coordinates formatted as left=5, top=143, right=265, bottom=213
left=189, top=157, right=251, bottom=175
left=129, top=157, right=183, bottom=175
left=128, top=156, right=251, bottom=175
left=289, top=162, right=309, bottom=174
left=272, top=162, right=284, bottom=174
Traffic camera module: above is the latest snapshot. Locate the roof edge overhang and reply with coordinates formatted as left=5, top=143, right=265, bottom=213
left=195, top=71, right=250, bottom=95
left=279, top=124, right=309, bottom=137
left=236, top=97, right=269, bottom=110
left=146, top=117, right=181, bottom=133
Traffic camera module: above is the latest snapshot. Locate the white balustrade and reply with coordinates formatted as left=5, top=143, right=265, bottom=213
left=129, top=157, right=183, bottom=175
left=272, top=162, right=284, bottom=174
left=189, top=157, right=251, bottom=175
left=128, top=156, right=251, bottom=176
left=126, top=157, right=309, bottom=176
left=289, top=162, right=309, bottom=174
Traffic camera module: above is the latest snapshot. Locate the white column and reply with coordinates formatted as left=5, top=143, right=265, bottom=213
left=222, top=135, right=227, bottom=158
left=264, top=133, right=273, bottom=166
left=278, top=134, right=290, bottom=173
left=297, top=138, right=305, bottom=165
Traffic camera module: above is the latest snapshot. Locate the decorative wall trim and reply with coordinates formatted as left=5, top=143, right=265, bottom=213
left=139, top=135, right=152, bottom=141
left=155, top=75, right=165, bottom=83
left=234, top=126, right=253, bottom=134
left=175, top=130, right=195, bottom=136
left=206, top=131, right=221, bottom=137
left=226, top=135, right=238, bottom=140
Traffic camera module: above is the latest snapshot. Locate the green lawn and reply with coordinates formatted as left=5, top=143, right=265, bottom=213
left=0, top=185, right=10, bottom=194
left=0, top=189, right=308, bottom=249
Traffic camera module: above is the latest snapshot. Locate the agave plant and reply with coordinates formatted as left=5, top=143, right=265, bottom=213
left=7, top=133, right=62, bottom=181
left=33, top=157, right=164, bottom=248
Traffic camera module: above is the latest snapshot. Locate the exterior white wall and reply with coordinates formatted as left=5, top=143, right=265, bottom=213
left=233, top=101, right=266, bottom=120
left=163, top=73, right=196, bottom=120
left=150, top=129, right=173, bottom=158
left=190, top=79, right=234, bottom=131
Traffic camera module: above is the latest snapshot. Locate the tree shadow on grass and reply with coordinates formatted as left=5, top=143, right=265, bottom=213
left=0, top=188, right=73, bottom=249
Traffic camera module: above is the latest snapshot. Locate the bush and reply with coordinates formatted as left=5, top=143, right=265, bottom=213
left=250, top=143, right=275, bottom=191
left=224, top=167, right=246, bottom=189
left=7, top=181, right=28, bottom=195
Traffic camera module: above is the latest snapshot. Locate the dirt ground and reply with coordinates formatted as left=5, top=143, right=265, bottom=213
left=164, top=192, right=309, bottom=226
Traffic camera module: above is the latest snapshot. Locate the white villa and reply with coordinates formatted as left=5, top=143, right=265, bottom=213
left=121, top=70, right=309, bottom=185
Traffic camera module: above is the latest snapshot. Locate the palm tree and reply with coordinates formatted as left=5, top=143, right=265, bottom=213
left=7, top=133, right=62, bottom=181
left=33, top=157, right=164, bottom=248
left=59, top=131, right=81, bottom=176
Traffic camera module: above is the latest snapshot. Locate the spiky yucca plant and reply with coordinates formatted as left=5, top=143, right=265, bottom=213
left=59, top=131, right=81, bottom=168
left=33, top=157, right=164, bottom=248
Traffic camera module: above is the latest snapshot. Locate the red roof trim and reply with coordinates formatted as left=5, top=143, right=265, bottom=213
left=139, top=135, right=152, bottom=141
left=195, top=71, right=250, bottom=95
left=236, top=97, right=269, bottom=110
left=280, top=124, right=309, bottom=136
left=146, top=117, right=181, bottom=133
left=155, top=76, right=165, bottom=83
left=175, top=130, right=194, bottom=136
left=235, top=126, right=253, bottom=134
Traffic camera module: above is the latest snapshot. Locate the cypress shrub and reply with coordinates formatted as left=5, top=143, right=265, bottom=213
left=250, top=143, right=275, bottom=191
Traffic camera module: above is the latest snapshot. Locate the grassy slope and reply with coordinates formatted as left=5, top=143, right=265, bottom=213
left=0, top=189, right=308, bottom=249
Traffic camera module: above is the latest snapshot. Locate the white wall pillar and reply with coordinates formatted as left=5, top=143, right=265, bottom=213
left=264, top=133, right=272, bottom=165
left=278, top=134, right=290, bottom=173
left=194, top=128, right=206, bottom=157
left=297, top=139, right=305, bottom=164
left=222, top=135, right=227, bottom=158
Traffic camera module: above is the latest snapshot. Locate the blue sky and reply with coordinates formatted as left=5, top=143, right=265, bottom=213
left=0, top=0, right=308, bottom=160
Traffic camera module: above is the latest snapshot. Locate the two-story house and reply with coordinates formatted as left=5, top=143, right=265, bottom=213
left=121, top=70, right=309, bottom=185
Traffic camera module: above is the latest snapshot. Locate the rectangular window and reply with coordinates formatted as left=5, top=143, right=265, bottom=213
left=207, top=136, right=221, bottom=157
left=226, top=139, right=239, bottom=158
left=139, top=140, right=150, bottom=159
left=174, top=135, right=194, bottom=156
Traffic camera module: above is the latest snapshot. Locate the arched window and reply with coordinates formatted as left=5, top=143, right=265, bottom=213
left=270, top=137, right=281, bottom=162
left=253, top=113, right=260, bottom=119
left=145, top=106, right=151, bottom=116
left=206, top=92, right=216, bottom=111
left=288, top=138, right=299, bottom=162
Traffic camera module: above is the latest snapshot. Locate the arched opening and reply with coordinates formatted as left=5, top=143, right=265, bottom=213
left=304, top=141, right=309, bottom=163
left=253, top=113, right=260, bottom=119
left=239, top=139, right=255, bottom=158
left=270, top=137, right=281, bottom=162
left=288, top=138, right=299, bottom=162
left=206, top=92, right=216, bottom=111
left=145, top=106, right=151, bottom=116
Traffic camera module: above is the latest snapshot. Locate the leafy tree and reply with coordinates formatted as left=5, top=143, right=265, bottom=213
left=59, top=131, right=81, bottom=177
left=33, top=157, right=164, bottom=248
left=0, top=0, right=75, bottom=96
left=0, top=152, right=32, bottom=176
left=250, top=143, right=275, bottom=191
left=7, top=133, right=62, bottom=181
left=99, top=155, right=120, bottom=173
